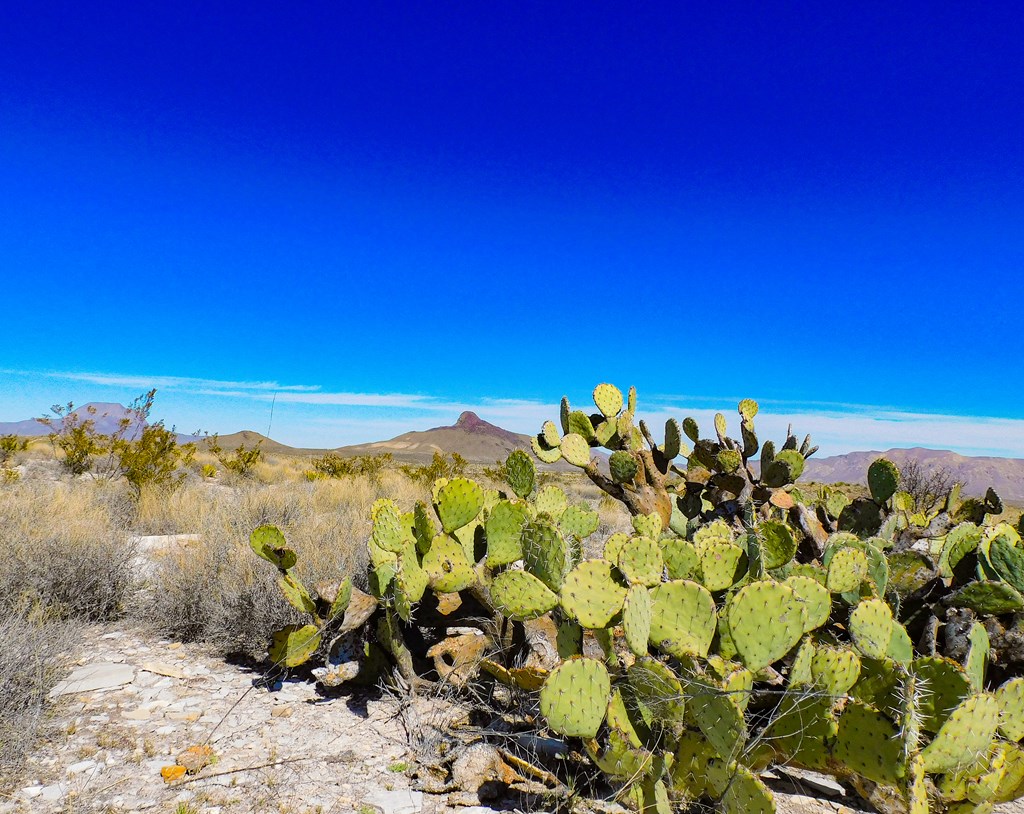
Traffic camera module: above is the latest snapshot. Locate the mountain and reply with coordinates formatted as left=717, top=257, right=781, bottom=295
left=333, top=410, right=536, bottom=464
left=0, top=402, right=143, bottom=437
left=805, top=447, right=1024, bottom=504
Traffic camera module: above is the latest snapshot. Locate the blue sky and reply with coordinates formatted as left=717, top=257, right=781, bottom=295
left=1, top=5, right=1022, bottom=455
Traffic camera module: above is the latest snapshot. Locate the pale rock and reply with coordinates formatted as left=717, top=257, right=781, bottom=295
left=49, top=663, right=136, bottom=697
left=362, top=788, right=423, bottom=814
left=141, top=661, right=187, bottom=679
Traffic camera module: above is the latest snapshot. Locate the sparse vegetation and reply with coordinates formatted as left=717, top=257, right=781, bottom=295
left=206, top=433, right=264, bottom=479
left=399, top=450, right=467, bottom=484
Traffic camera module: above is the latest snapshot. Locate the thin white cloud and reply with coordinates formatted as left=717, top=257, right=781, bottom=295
left=11, top=369, right=321, bottom=393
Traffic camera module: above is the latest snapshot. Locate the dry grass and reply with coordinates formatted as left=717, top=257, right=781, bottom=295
left=0, top=479, right=136, bottom=621
left=0, top=606, right=79, bottom=787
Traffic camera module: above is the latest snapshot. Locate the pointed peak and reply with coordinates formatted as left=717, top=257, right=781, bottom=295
left=456, top=410, right=484, bottom=428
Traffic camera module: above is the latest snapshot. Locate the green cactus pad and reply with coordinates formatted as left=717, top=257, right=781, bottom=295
left=594, top=417, right=617, bottom=446
left=602, top=532, right=629, bottom=564
left=370, top=498, right=407, bottom=553
left=720, top=764, right=775, bottom=814
left=993, top=743, right=1024, bottom=804
left=788, top=638, right=814, bottom=688
left=540, top=420, right=561, bottom=448
left=886, top=621, right=914, bottom=665
left=522, top=519, right=569, bottom=591
left=868, top=457, right=900, bottom=503
left=617, top=536, right=664, bottom=586
left=593, top=383, right=624, bottom=418
left=627, top=656, right=686, bottom=724
left=763, top=449, right=805, bottom=486
left=921, top=693, right=1001, bottom=773
left=988, top=533, right=1024, bottom=593
left=560, top=433, right=591, bottom=467
left=556, top=618, right=582, bottom=659
left=683, top=416, right=700, bottom=443
left=699, top=541, right=747, bottom=591
left=912, top=656, right=973, bottom=733
left=826, top=547, right=869, bottom=593
left=268, top=624, right=321, bottom=668
left=421, top=533, right=476, bottom=593
left=277, top=573, right=316, bottom=615
left=716, top=449, right=742, bottom=473
left=250, top=525, right=298, bottom=570
left=661, top=538, right=699, bottom=580
left=849, top=598, right=894, bottom=660
left=713, top=412, right=728, bottom=439
left=505, top=449, right=535, bottom=498
left=585, top=727, right=653, bottom=780
left=631, top=512, right=663, bottom=539
left=662, top=418, right=682, bottom=460
left=648, top=580, right=717, bottom=658
left=559, top=559, right=628, bottom=628
left=996, top=677, right=1024, bottom=741
left=767, top=694, right=837, bottom=769
left=727, top=581, right=807, bottom=672
left=784, top=575, right=831, bottom=631
left=737, top=398, right=759, bottom=420
left=810, top=645, right=861, bottom=695
left=394, top=548, right=428, bottom=621
left=760, top=521, right=798, bottom=570
left=966, top=622, right=990, bottom=691
left=559, top=504, right=600, bottom=541
left=687, top=674, right=748, bottom=761
left=622, top=584, right=652, bottom=656
left=491, top=569, right=559, bottom=620
left=539, top=657, right=611, bottom=738
left=834, top=700, right=905, bottom=785
left=412, top=501, right=437, bottom=554
left=951, top=580, right=1024, bottom=615
left=435, top=477, right=484, bottom=533
left=531, top=433, right=562, bottom=463
left=327, top=577, right=353, bottom=620
left=609, top=450, right=638, bottom=483
left=534, top=485, right=568, bottom=519
left=484, top=499, right=528, bottom=567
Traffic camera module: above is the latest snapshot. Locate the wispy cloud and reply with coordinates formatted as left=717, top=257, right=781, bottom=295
left=11, top=370, right=321, bottom=393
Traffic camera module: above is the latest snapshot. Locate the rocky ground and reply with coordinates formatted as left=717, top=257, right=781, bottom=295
left=2, top=625, right=1021, bottom=814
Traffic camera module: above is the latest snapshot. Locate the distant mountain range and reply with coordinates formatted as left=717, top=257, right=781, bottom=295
left=0, top=402, right=189, bottom=443
left=3, top=405, right=1021, bottom=501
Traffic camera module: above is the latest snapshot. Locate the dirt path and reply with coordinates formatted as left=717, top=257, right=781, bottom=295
left=2, top=625, right=1020, bottom=814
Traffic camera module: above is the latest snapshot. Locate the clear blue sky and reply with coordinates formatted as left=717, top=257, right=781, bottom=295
left=1, top=5, right=1022, bottom=454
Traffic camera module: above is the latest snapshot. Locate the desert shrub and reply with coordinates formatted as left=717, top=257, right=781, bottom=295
left=206, top=434, right=263, bottom=478
left=0, top=480, right=136, bottom=621
left=201, top=463, right=218, bottom=478
left=400, top=451, right=467, bottom=484
left=309, top=452, right=393, bottom=481
left=0, top=605, right=79, bottom=784
left=38, top=402, right=103, bottom=476
left=0, top=434, right=28, bottom=467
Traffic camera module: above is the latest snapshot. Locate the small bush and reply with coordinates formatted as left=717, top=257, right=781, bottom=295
left=400, top=451, right=467, bottom=484
left=38, top=402, right=103, bottom=476
left=206, top=435, right=263, bottom=479
left=0, top=605, right=78, bottom=783
left=0, top=434, right=28, bottom=468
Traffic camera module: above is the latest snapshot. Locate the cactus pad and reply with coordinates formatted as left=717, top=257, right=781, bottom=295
left=371, top=499, right=408, bottom=553
left=810, top=645, right=861, bottom=695
left=250, top=525, right=297, bottom=570
left=661, top=538, right=699, bottom=580
left=268, top=624, right=321, bottom=668
left=988, top=533, right=1024, bottom=593
left=966, top=622, right=990, bottom=691
left=559, top=504, right=600, bottom=541
left=505, top=449, right=535, bottom=498
left=699, top=540, right=747, bottom=591
left=868, top=457, right=900, bottom=503
left=760, top=521, right=797, bottom=570
left=826, top=547, right=869, bottom=593
left=768, top=694, right=837, bottom=769
left=593, top=383, right=624, bottom=418
left=648, top=580, right=717, bottom=658
left=541, top=420, right=561, bottom=448
left=912, top=656, right=972, bottom=733
left=727, top=581, right=807, bottom=671
left=784, top=575, right=831, bottom=631
left=485, top=499, right=528, bottom=567
left=609, top=450, right=638, bottom=483
left=687, top=675, right=748, bottom=761
left=720, top=764, right=776, bottom=814
left=559, top=559, right=628, bottom=628
left=834, top=700, right=905, bottom=785
left=435, top=477, right=484, bottom=533
left=921, top=693, right=1001, bottom=773
left=632, top=512, right=663, bottom=539
left=539, top=657, right=611, bottom=738
left=603, top=532, right=629, bottom=564
left=421, top=533, right=476, bottom=593
left=560, top=433, right=591, bottom=467
left=534, top=485, right=568, bottom=519
left=531, top=433, right=562, bottom=463
left=522, top=520, right=570, bottom=591
left=491, top=569, right=558, bottom=620
left=950, top=580, right=1024, bottom=615
left=277, top=573, right=316, bottom=615
left=617, top=536, right=664, bottom=586
left=622, top=585, right=652, bottom=656
left=996, top=677, right=1024, bottom=741
left=627, top=656, right=686, bottom=725
left=849, top=598, right=894, bottom=660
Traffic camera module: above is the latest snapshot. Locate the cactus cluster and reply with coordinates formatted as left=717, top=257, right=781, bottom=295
left=252, top=385, right=1024, bottom=814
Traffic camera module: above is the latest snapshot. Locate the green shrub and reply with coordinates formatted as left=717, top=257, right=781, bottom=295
left=206, top=434, right=263, bottom=478
left=399, top=451, right=467, bottom=484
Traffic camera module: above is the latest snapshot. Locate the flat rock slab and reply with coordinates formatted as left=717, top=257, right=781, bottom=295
left=363, top=788, right=423, bottom=814
left=48, top=662, right=135, bottom=697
